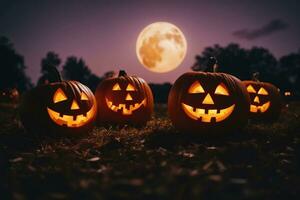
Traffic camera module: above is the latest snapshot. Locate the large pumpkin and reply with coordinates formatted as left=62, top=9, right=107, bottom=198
left=95, top=70, right=153, bottom=126
left=243, top=80, right=282, bottom=121
left=168, top=71, right=250, bottom=134
left=19, top=68, right=97, bottom=135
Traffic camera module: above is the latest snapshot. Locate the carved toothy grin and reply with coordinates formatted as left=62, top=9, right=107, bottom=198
left=250, top=101, right=270, bottom=113
left=47, top=104, right=96, bottom=127
left=181, top=103, right=235, bottom=122
left=105, top=98, right=146, bottom=115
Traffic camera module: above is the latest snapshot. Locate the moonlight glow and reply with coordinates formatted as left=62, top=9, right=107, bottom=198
left=136, top=22, right=187, bottom=73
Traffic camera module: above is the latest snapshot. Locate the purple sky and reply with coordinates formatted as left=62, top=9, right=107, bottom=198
left=1, top=0, right=299, bottom=84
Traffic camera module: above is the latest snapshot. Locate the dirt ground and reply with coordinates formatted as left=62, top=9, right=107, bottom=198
left=0, top=102, right=299, bottom=199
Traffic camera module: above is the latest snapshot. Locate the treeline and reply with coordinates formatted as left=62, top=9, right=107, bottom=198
left=192, top=43, right=300, bottom=95
left=0, top=37, right=32, bottom=92
left=1, top=36, right=299, bottom=104
left=36, top=51, right=115, bottom=92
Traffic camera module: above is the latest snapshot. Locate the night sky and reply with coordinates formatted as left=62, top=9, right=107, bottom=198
left=1, top=0, right=299, bottom=84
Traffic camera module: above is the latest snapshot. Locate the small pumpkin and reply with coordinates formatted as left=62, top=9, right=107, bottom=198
left=283, top=91, right=293, bottom=104
left=0, top=88, right=19, bottom=103
left=95, top=70, right=153, bottom=126
left=243, top=74, right=282, bottom=121
left=168, top=59, right=250, bottom=134
left=19, top=67, right=97, bottom=135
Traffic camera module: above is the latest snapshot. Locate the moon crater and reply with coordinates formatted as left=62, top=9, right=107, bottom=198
left=136, top=22, right=187, bottom=73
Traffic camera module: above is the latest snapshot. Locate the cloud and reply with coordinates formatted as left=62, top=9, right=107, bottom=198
left=233, top=19, right=289, bottom=40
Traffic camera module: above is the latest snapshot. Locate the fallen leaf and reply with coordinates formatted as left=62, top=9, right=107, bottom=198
left=207, top=146, right=218, bottom=150
left=202, top=160, right=213, bottom=171
left=216, top=160, right=227, bottom=172
left=27, top=165, right=36, bottom=172
left=208, top=175, right=222, bottom=182
left=9, top=157, right=23, bottom=163
left=189, top=169, right=199, bottom=176
left=87, top=157, right=100, bottom=162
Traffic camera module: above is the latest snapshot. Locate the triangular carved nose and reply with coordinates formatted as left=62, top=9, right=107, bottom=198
left=125, top=93, right=133, bottom=101
left=254, top=96, right=260, bottom=103
left=202, top=93, right=214, bottom=105
left=71, top=100, right=80, bottom=110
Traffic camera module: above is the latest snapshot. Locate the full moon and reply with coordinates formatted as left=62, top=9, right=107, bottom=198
left=136, top=22, right=187, bottom=73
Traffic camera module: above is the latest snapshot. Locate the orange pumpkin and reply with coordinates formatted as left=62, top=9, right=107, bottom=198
left=19, top=67, right=97, bottom=135
left=243, top=80, right=282, bottom=121
left=95, top=70, right=153, bottom=126
left=168, top=71, right=250, bottom=134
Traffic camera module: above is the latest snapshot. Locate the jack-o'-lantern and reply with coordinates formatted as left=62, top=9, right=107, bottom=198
left=19, top=67, right=97, bottom=135
left=243, top=79, right=281, bottom=121
left=284, top=91, right=291, bottom=96
left=0, top=88, right=19, bottom=103
left=283, top=90, right=293, bottom=104
left=95, top=70, right=153, bottom=126
left=168, top=71, right=250, bottom=134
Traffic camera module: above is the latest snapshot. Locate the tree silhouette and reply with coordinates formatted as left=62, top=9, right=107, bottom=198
left=247, top=47, right=278, bottom=83
left=62, top=56, right=92, bottom=83
left=278, top=51, right=300, bottom=95
left=86, top=74, right=101, bottom=92
left=149, top=83, right=172, bottom=103
left=62, top=56, right=102, bottom=91
left=37, top=51, right=61, bottom=85
left=86, top=70, right=115, bottom=92
left=192, top=43, right=277, bottom=82
left=41, top=51, right=61, bottom=74
left=0, top=36, right=32, bottom=92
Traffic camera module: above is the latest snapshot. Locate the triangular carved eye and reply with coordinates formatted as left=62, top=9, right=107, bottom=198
left=53, top=88, right=67, bottom=103
left=188, top=81, right=205, bottom=93
left=247, top=85, right=256, bottom=93
left=112, top=83, right=121, bottom=91
left=215, top=84, right=229, bottom=96
left=126, top=84, right=136, bottom=91
left=81, top=92, right=89, bottom=100
left=258, top=87, right=268, bottom=95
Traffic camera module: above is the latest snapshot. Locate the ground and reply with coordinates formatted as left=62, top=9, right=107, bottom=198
left=0, top=102, right=300, bottom=199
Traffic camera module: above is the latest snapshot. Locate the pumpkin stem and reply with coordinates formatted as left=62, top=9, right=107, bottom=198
left=206, top=57, right=218, bottom=72
left=252, top=72, right=260, bottom=82
left=118, top=70, right=127, bottom=77
left=47, top=65, right=62, bottom=82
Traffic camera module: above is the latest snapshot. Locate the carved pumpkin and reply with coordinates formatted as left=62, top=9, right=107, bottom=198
left=168, top=71, right=250, bottom=134
left=243, top=80, right=282, bottom=121
left=284, top=91, right=291, bottom=97
left=0, top=88, right=19, bottom=103
left=95, top=70, right=153, bottom=126
left=19, top=68, right=97, bottom=135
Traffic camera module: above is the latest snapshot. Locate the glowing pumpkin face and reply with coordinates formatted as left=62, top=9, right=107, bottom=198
left=105, top=82, right=146, bottom=115
left=20, top=81, right=97, bottom=135
left=168, top=72, right=250, bottom=134
left=47, top=85, right=97, bottom=128
left=182, top=81, right=235, bottom=122
left=243, top=81, right=282, bottom=121
left=246, top=85, right=270, bottom=113
left=95, top=70, right=153, bottom=126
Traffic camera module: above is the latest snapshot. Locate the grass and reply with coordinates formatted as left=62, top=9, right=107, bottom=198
left=0, top=102, right=300, bottom=199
